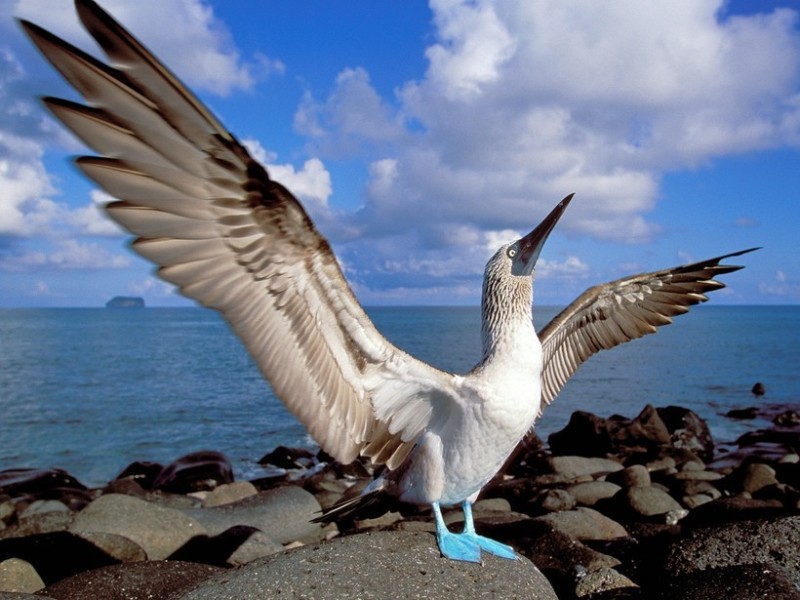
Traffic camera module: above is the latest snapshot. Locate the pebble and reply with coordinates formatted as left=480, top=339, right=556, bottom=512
left=574, top=566, right=638, bottom=598
left=201, top=481, right=258, bottom=508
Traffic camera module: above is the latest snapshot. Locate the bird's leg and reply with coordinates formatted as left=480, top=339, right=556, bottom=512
left=432, top=501, right=481, bottom=563
left=461, top=501, right=519, bottom=560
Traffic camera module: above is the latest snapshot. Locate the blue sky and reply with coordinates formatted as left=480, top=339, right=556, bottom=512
left=1, top=0, right=799, bottom=307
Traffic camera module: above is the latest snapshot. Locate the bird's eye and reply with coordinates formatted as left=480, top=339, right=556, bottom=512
left=507, top=247, right=517, bottom=259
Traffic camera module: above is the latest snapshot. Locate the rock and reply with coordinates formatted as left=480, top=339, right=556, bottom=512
left=172, top=530, right=559, bottom=600
left=69, top=494, right=205, bottom=560
left=227, top=530, right=285, bottom=566
left=76, top=531, right=147, bottom=562
left=18, top=500, right=69, bottom=520
left=567, top=481, right=622, bottom=507
left=726, top=407, right=759, bottom=419
left=607, top=465, right=650, bottom=488
left=751, top=381, right=766, bottom=396
left=39, top=560, right=222, bottom=600
left=0, top=469, right=86, bottom=500
left=773, top=409, right=800, bottom=427
left=536, top=507, right=628, bottom=541
left=610, top=405, right=671, bottom=450
left=574, top=567, right=638, bottom=598
left=663, top=516, right=800, bottom=588
left=683, top=496, right=787, bottom=527
left=547, top=456, right=624, bottom=480
left=0, top=531, right=117, bottom=586
left=201, top=482, right=258, bottom=508
left=0, top=511, right=73, bottom=540
left=530, top=489, right=576, bottom=513
left=615, top=486, right=684, bottom=519
left=549, top=411, right=612, bottom=456
left=112, top=461, right=163, bottom=490
left=720, top=462, right=779, bottom=494
left=180, top=487, right=323, bottom=544
left=0, top=558, right=44, bottom=593
left=656, top=405, right=714, bottom=463
left=655, top=563, right=800, bottom=600
left=168, top=525, right=282, bottom=566
left=258, top=446, right=315, bottom=469
left=152, top=451, right=234, bottom=494
left=472, top=497, right=512, bottom=514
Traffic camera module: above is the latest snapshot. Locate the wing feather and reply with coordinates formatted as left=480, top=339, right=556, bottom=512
left=20, top=1, right=455, bottom=469
left=538, top=248, right=758, bottom=408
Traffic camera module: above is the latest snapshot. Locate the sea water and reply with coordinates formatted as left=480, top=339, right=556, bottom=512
left=0, top=305, right=797, bottom=487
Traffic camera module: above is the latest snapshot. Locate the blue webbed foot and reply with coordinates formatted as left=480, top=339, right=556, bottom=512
left=461, top=500, right=519, bottom=561
left=436, top=529, right=482, bottom=563
left=465, top=533, right=518, bottom=560
left=432, top=501, right=481, bottom=563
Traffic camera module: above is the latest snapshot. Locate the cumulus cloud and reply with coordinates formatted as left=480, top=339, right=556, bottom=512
left=11, top=0, right=270, bottom=95
left=293, top=0, right=800, bottom=299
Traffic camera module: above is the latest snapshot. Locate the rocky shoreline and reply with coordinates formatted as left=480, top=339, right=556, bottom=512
left=1, top=403, right=799, bottom=599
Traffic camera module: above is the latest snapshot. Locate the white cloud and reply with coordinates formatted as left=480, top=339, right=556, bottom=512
left=759, top=269, right=800, bottom=299
left=11, top=0, right=268, bottom=95
left=0, top=239, right=130, bottom=272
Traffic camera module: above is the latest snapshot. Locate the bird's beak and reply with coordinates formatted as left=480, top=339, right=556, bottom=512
left=512, top=194, right=574, bottom=276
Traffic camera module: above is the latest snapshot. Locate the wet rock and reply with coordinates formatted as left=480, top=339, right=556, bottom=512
left=152, top=451, right=233, bottom=494
left=0, top=469, right=86, bottom=500
left=69, top=494, right=205, bottom=560
left=726, top=406, right=759, bottom=420
left=549, top=411, right=612, bottom=456
left=536, top=507, right=628, bottom=541
left=0, top=558, right=44, bottom=594
left=774, top=409, right=800, bottom=427
left=39, top=560, right=222, bottom=600
left=172, top=530, right=558, bottom=600
left=656, top=405, right=714, bottom=463
left=179, top=486, right=323, bottom=545
left=0, top=511, right=73, bottom=540
left=113, top=461, right=164, bottom=490
left=751, top=381, right=766, bottom=396
left=201, top=482, right=257, bottom=508
left=663, top=516, right=800, bottom=588
left=258, top=446, right=315, bottom=469
left=609, top=405, right=671, bottom=451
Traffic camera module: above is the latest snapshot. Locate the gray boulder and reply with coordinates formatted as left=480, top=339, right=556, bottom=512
left=173, top=530, right=558, bottom=600
left=69, top=494, right=205, bottom=560
left=179, top=487, right=322, bottom=545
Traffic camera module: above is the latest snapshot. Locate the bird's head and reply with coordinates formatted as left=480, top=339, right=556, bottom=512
left=486, top=194, right=574, bottom=280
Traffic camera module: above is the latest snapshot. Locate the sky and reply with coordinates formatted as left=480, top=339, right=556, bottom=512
left=1, top=0, right=799, bottom=308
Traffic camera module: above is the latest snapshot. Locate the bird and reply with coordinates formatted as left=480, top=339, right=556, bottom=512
left=21, top=0, right=757, bottom=564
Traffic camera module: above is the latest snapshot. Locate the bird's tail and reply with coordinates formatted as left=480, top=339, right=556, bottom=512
left=311, top=478, right=388, bottom=524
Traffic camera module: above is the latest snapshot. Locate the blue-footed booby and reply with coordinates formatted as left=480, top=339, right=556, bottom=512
left=22, top=0, right=757, bottom=564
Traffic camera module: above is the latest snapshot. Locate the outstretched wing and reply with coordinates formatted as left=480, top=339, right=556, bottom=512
left=538, top=248, right=758, bottom=407
left=20, top=0, right=453, bottom=469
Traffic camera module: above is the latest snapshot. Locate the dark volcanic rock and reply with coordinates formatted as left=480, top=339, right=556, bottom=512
left=549, top=411, right=612, bottom=456
left=152, top=451, right=234, bottom=494
left=656, top=405, right=714, bottom=463
left=172, top=530, right=558, bottom=600
left=0, top=469, right=87, bottom=501
left=40, top=560, right=222, bottom=600
left=663, top=516, right=800, bottom=588
left=725, top=407, right=759, bottom=420
left=654, top=563, right=800, bottom=600
left=113, top=461, right=164, bottom=490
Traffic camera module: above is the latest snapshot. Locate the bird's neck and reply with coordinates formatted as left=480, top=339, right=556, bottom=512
left=480, top=275, right=536, bottom=362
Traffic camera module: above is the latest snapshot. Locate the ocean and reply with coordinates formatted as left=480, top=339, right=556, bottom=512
left=1, top=305, right=797, bottom=487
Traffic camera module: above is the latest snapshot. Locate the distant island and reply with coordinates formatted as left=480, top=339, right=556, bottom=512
left=105, top=296, right=145, bottom=308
